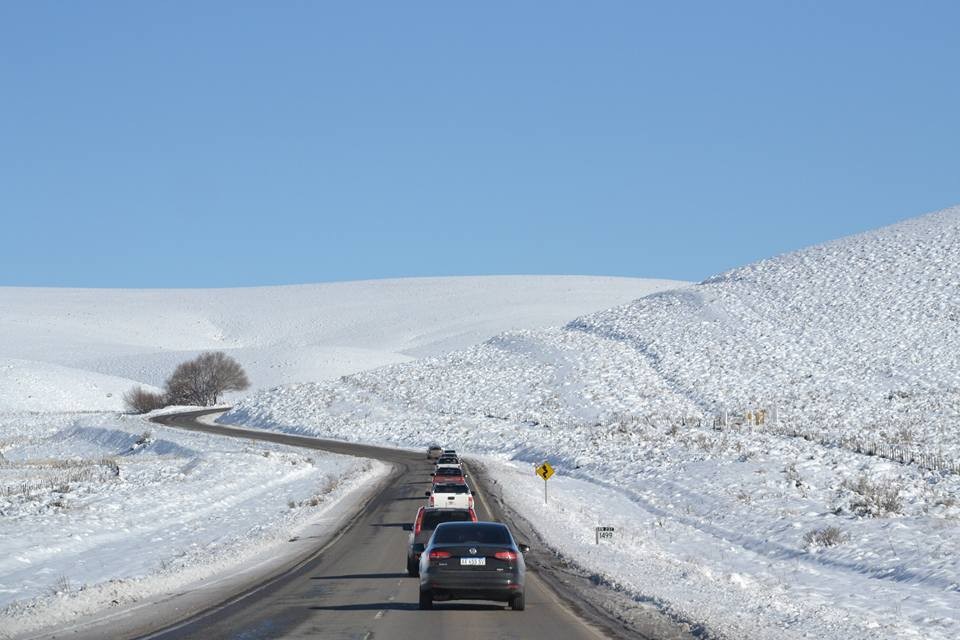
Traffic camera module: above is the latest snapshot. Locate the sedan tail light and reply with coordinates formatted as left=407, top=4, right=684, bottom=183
left=414, top=509, right=424, bottom=535
left=469, top=508, right=478, bottom=522
left=494, top=551, right=518, bottom=562
left=429, top=550, right=452, bottom=561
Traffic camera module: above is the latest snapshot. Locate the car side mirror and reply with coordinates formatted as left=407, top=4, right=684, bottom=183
left=430, top=472, right=435, bottom=476
left=463, top=473, right=468, bottom=477
left=519, top=544, right=530, bottom=553
left=424, top=491, right=431, bottom=497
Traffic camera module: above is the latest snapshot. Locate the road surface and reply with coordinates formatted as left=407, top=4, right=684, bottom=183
left=142, top=409, right=626, bottom=640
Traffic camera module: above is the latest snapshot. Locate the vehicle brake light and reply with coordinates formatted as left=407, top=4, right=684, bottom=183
left=494, top=551, right=518, bottom=561
left=429, top=550, right=451, bottom=561
left=468, top=496, right=474, bottom=509
left=469, top=508, right=478, bottom=522
left=429, top=495, right=435, bottom=507
left=414, top=509, right=423, bottom=535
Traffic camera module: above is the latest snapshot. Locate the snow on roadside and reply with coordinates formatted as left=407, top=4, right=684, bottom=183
left=222, top=402, right=960, bottom=640
left=0, top=411, right=388, bottom=636
left=474, top=454, right=959, bottom=640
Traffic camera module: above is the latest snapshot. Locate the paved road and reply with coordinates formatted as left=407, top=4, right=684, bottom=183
left=145, top=410, right=613, bottom=640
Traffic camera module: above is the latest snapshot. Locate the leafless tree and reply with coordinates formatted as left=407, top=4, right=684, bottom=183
left=123, top=386, right=167, bottom=414
left=164, top=352, right=250, bottom=406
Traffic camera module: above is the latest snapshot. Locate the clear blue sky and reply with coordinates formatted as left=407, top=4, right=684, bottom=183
left=2, top=1, right=958, bottom=287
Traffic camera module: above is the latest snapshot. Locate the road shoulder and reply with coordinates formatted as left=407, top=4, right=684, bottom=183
left=467, top=457, right=699, bottom=640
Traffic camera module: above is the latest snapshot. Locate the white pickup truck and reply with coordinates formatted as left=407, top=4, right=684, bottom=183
left=427, top=482, right=474, bottom=509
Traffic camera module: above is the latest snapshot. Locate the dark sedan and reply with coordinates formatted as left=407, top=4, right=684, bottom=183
left=418, top=521, right=529, bottom=610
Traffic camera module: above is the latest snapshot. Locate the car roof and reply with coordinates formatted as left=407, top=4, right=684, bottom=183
left=434, top=521, right=507, bottom=530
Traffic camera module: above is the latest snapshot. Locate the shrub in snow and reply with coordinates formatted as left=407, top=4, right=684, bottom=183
left=123, top=386, right=167, bottom=414
left=48, top=574, right=72, bottom=597
left=164, top=352, right=250, bottom=406
left=131, top=431, right=153, bottom=451
left=803, top=526, right=847, bottom=549
left=842, top=476, right=902, bottom=517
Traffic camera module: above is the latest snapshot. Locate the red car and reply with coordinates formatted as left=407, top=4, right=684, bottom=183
left=432, top=466, right=466, bottom=484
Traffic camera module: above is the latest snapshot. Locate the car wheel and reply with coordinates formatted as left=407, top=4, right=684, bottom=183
left=510, top=592, right=525, bottom=611
left=419, top=589, right=433, bottom=610
left=406, top=559, right=418, bottom=577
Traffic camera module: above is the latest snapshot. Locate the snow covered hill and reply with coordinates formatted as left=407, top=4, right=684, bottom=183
left=226, top=205, right=960, bottom=640
left=0, top=276, right=683, bottom=412
left=233, top=206, right=960, bottom=454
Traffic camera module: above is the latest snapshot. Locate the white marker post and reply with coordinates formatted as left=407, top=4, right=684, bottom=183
left=595, top=526, right=615, bottom=544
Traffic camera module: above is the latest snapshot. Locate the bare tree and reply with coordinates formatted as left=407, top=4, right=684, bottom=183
left=165, top=352, right=250, bottom=406
left=123, top=386, right=167, bottom=414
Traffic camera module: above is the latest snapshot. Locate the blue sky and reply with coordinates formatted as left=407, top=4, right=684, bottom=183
left=2, top=1, right=958, bottom=287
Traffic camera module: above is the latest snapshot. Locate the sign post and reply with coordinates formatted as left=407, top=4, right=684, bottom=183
left=535, top=461, right=555, bottom=504
left=595, top=526, right=615, bottom=544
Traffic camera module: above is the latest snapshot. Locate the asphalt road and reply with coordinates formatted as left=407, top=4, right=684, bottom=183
left=145, top=409, right=613, bottom=640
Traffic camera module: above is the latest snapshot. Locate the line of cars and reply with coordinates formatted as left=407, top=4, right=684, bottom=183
left=407, top=447, right=529, bottom=611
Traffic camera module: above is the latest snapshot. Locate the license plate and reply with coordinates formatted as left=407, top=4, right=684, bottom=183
left=460, top=557, right=486, bottom=566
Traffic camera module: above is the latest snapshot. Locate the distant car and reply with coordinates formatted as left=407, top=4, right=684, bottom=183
left=432, top=466, right=466, bottom=484
left=407, top=507, right=478, bottom=575
left=427, top=446, right=444, bottom=460
left=427, top=483, right=473, bottom=509
left=435, top=455, right=461, bottom=466
left=443, top=449, right=457, bottom=456
left=418, top=521, right=529, bottom=610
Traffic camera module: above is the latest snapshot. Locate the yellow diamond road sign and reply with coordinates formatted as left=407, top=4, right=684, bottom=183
left=535, top=462, right=555, bottom=481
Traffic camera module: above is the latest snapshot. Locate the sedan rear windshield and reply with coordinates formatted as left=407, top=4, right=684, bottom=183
left=422, top=510, right=473, bottom=530
left=433, top=484, right=468, bottom=494
left=433, top=523, right=511, bottom=545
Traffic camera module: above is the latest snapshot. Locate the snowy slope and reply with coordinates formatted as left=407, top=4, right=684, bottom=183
left=0, top=359, right=156, bottom=413
left=0, top=276, right=683, bottom=412
left=226, top=205, right=960, bottom=640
